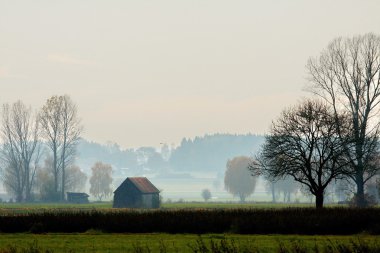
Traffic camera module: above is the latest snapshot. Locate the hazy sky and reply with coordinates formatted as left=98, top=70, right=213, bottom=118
left=1, top=1, right=380, bottom=148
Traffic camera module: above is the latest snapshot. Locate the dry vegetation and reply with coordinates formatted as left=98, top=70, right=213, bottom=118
left=0, top=207, right=379, bottom=234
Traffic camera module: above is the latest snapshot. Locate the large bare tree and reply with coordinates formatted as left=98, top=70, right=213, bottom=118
left=39, top=95, right=82, bottom=201
left=0, top=101, right=40, bottom=202
left=307, top=33, right=380, bottom=207
left=256, top=100, right=350, bottom=208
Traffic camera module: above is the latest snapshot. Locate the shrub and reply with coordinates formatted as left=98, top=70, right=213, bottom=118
left=349, top=194, right=377, bottom=207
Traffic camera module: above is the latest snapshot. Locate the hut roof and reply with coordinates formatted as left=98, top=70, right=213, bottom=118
left=115, top=177, right=160, bottom=194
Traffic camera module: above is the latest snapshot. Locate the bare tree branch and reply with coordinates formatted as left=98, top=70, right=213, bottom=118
left=254, top=99, right=351, bottom=208
left=306, top=33, right=380, bottom=207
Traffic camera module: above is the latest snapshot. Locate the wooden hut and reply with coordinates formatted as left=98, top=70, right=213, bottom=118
left=66, top=192, right=89, bottom=204
left=113, top=177, right=160, bottom=208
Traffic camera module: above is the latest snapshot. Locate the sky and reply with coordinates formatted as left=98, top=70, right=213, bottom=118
left=1, top=0, right=380, bottom=148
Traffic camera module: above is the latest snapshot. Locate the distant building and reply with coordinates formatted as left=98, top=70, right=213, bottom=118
left=113, top=177, right=160, bottom=208
left=66, top=192, right=89, bottom=204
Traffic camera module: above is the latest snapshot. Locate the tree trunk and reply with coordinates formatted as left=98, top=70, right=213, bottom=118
left=16, top=193, right=22, bottom=203
left=354, top=144, right=366, bottom=207
left=61, top=158, right=65, bottom=202
left=315, top=190, right=324, bottom=209
left=53, top=146, right=59, bottom=200
left=356, top=170, right=365, bottom=207
left=271, top=183, right=276, bottom=203
left=239, top=193, right=245, bottom=203
left=25, top=160, right=31, bottom=202
left=354, top=125, right=366, bottom=207
left=16, top=175, right=23, bottom=202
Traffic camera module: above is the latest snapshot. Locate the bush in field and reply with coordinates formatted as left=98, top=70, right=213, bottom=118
left=36, top=160, right=60, bottom=202
left=201, top=189, right=212, bottom=202
left=349, top=193, right=377, bottom=208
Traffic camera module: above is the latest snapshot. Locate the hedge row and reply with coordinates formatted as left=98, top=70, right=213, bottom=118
left=1, top=208, right=380, bottom=234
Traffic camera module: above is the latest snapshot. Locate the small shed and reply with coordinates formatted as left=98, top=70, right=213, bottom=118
left=66, top=192, right=89, bottom=204
left=113, top=177, right=160, bottom=208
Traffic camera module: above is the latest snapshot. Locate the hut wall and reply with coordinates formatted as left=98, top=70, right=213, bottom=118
left=152, top=193, right=160, bottom=208
left=113, top=181, right=142, bottom=208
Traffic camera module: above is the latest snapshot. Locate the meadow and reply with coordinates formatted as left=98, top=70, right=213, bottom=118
left=0, top=201, right=320, bottom=213
left=1, top=234, right=380, bottom=253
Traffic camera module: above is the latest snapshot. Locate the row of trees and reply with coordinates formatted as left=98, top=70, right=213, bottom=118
left=170, top=134, right=263, bottom=172
left=206, top=154, right=372, bottom=204
left=0, top=95, right=82, bottom=202
left=200, top=156, right=257, bottom=203
left=253, top=33, right=380, bottom=208
left=75, top=134, right=264, bottom=179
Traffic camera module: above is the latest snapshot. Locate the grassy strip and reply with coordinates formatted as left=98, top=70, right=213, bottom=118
left=0, top=202, right=112, bottom=212
left=161, top=202, right=320, bottom=209
left=0, top=234, right=379, bottom=253
left=0, top=202, right=343, bottom=212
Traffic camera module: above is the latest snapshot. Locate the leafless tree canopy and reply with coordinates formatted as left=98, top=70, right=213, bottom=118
left=307, top=33, right=380, bottom=207
left=0, top=101, right=40, bottom=202
left=258, top=100, right=350, bottom=208
left=39, top=95, right=82, bottom=201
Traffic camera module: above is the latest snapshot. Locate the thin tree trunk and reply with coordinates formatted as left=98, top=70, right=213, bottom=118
left=25, top=161, right=30, bottom=202
left=53, top=146, right=58, bottom=197
left=61, top=155, right=65, bottom=201
left=271, top=183, right=276, bottom=203
left=239, top=193, right=245, bottom=203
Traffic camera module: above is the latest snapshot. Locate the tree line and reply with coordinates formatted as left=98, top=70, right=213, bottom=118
left=252, top=33, right=380, bottom=208
left=76, top=133, right=264, bottom=177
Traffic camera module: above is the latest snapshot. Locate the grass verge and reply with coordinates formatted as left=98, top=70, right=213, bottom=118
left=0, top=234, right=380, bottom=253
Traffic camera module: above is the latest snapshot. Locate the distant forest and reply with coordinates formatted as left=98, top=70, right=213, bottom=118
left=76, top=134, right=265, bottom=175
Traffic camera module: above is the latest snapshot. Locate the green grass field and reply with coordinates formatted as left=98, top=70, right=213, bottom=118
left=0, top=233, right=379, bottom=253
left=0, top=202, right=112, bottom=209
left=161, top=202, right=320, bottom=209
left=0, top=201, right=336, bottom=212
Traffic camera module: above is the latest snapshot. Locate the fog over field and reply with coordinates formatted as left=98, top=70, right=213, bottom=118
left=1, top=1, right=379, bottom=149
left=1, top=1, right=380, bottom=206
left=74, top=134, right=267, bottom=202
